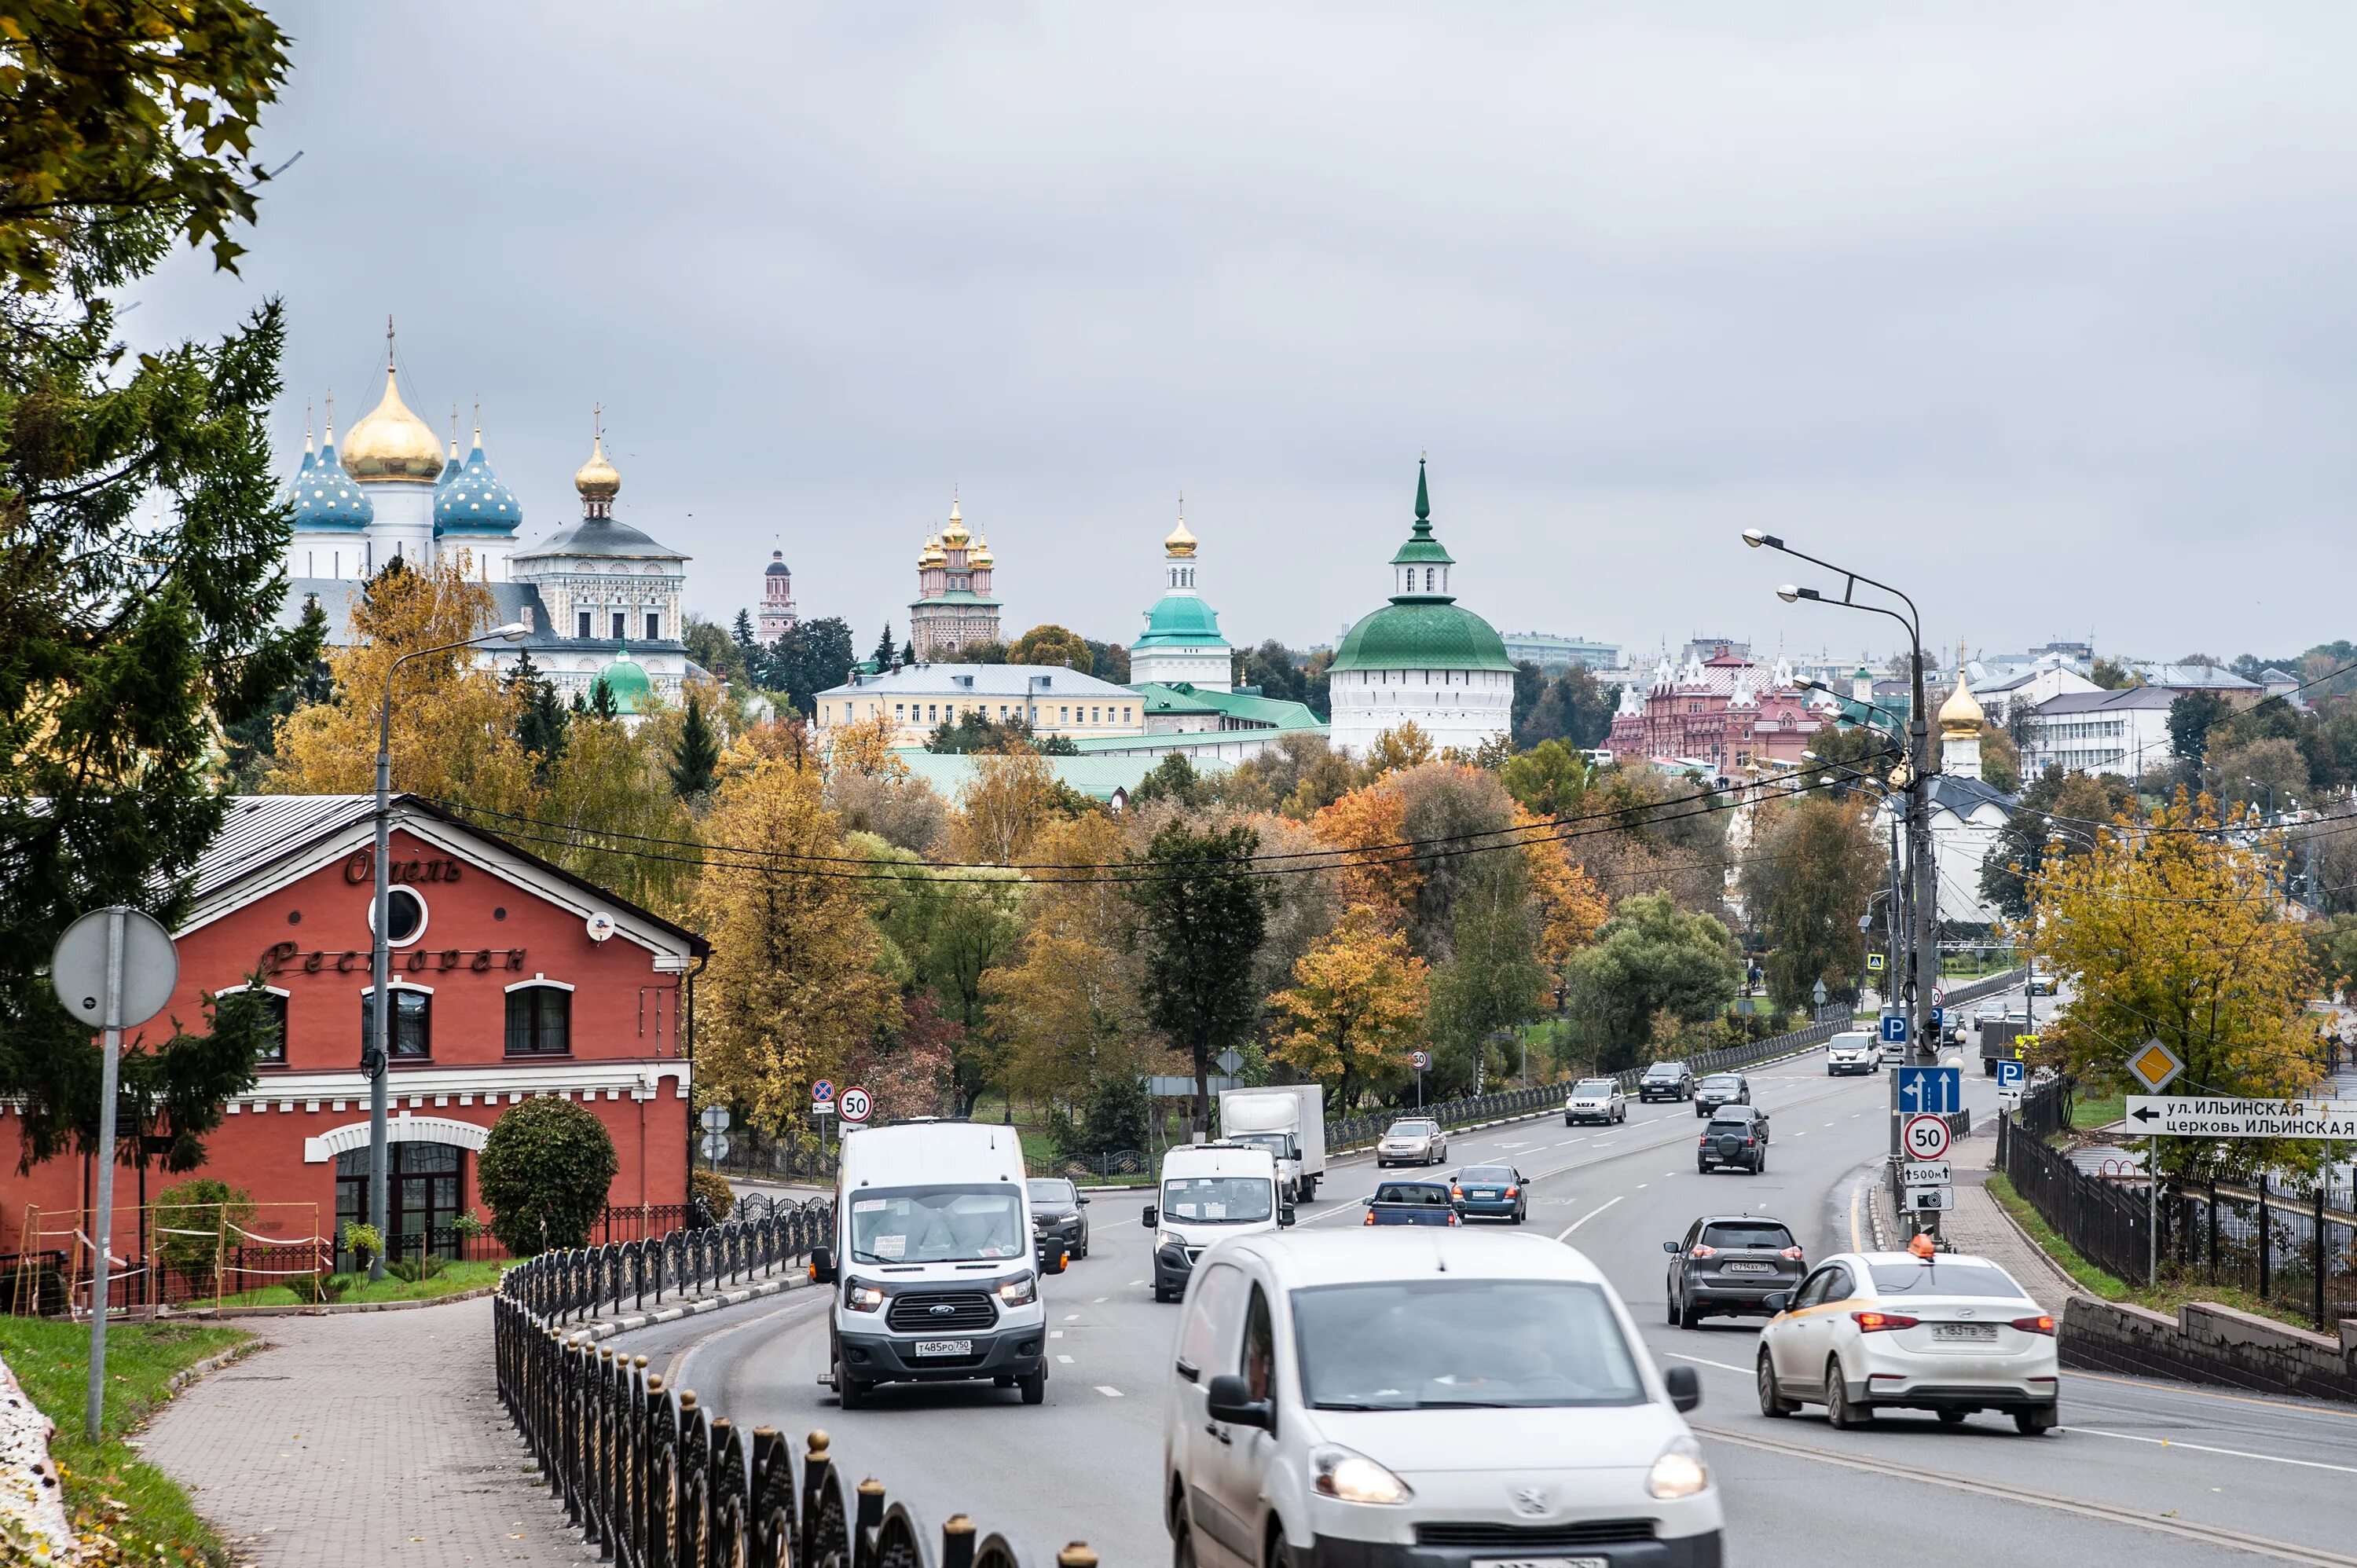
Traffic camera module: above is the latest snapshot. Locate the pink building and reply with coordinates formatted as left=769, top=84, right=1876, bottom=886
left=1605, top=647, right=1829, bottom=774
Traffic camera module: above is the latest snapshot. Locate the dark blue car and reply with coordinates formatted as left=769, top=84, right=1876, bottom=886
left=1450, top=1163, right=1527, bottom=1224
left=1362, top=1180, right=1461, bottom=1226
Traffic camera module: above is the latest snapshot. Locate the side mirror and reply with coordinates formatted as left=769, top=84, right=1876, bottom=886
left=1277, top=1204, right=1297, bottom=1228
left=809, top=1244, right=837, bottom=1285
left=1761, top=1291, right=1791, bottom=1314
left=1077, top=1196, right=1091, bottom=1206
left=1205, top=1372, right=1274, bottom=1430
left=1142, top=1205, right=1159, bottom=1229
left=1039, top=1247, right=1068, bottom=1276
left=1661, top=1240, right=1680, bottom=1254
left=1662, top=1364, right=1702, bottom=1413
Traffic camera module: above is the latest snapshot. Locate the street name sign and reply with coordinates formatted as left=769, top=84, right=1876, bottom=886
left=2125, top=1039, right=2185, bottom=1094
left=2124, top=1097, right=2357, bottom=1139
left=1900, top=1160, right=1952, bottom=1186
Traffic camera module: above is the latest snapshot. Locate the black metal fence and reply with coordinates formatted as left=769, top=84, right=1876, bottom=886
left=493, top=1200, right=1088, bottom=1567
left=703, top=1127, right=839, bottom=1187
left=1996, top=1099, right=2153, bottom=1286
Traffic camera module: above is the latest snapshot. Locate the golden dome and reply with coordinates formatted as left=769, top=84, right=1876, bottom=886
left=970, top=534, right=994, bottom=567
left=918, top=534, right=947, bottom=568
left=1937, top=673, right=1985, bottom=735
left=342, top=366, right=444, bottom=482
left=940, top=497, right=970, bottom=547
left=574, top=430, right=621, bottom=502
left=1164, top=504, right=1197, bottom=559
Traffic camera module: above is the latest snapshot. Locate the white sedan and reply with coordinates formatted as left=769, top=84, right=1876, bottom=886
left=1754, top=1251, right=2060, bottom=1434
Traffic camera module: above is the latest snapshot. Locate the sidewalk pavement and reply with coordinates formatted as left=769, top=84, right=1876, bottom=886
left=141, top=1295, right=588, bottom=1567
left=1875, top=1126, right=2090, bottom=1310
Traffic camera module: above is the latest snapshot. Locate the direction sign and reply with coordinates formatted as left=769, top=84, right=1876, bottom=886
left=1407, top=1050, right=1431, bottom=1072
left=838, top=1086, right=874, bottom=1124
left=1909, top=1185, right=1953, bottom=1212
left=812, top=1079, right=836, bottom=1104
left=1896, top=1066, right=1961, bottom=1116
left=698, top=1129, right=731, bottom=1163
left=2126, top=1039, right=2185, bottom=1094
left=700, top=1105, right=731, bottom=1132
left=1879, top=1011, right=1909, bottom=1046
left=1900, top=1160, right=1952, bottom=1186
left=1995, top=1059, right=2025, bottom=1092
left=1903, top=1113, right=1952, bottom=1162
left=2124, top=1097, right=2357, bottom=1139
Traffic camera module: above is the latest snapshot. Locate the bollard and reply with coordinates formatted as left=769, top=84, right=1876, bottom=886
left=943, top=1515, right=977, bottom=1568
left=857, top=1477, right=886, bottom=1531
left=1060, top=1545, right=1098, bottom=1568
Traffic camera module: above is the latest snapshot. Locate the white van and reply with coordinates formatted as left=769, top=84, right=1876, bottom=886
left=809, top=1120, right=1060, bottom=1407
left=1162, top=1230, right=1720, bottom=1568
left=1143, top=1142, right=1292, bottom=1303
left=1826, top=1030, right=1879, bottom=1075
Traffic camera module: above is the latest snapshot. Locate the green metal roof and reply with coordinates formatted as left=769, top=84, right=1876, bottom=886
left=1132, top=592, right=1229, bottom=649
left=910, top=588, right=1002, bottom=608
left=1329, top=602, right=1514, bottom=673
left=597, top=653, right=654, bottom=714
left=1128, top=683, right=1325, bottom=731
left=1390, top=460, right=1455, bottom=568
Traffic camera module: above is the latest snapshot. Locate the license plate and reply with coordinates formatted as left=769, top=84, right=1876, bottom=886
left=1933, top=1324, right=1996, bottom=1342
left=1472, top=1558, right=1607, bottom=1568
left=1723, top=1262, right=1773, bottom=1273
left=911, top=1339, right=973, bottom=1357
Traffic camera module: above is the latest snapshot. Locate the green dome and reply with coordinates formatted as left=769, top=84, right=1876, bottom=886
left=1133, top=592, right=1228, bottom=650
left=1329, top=601, right=1514, bottom=673
left=596, top=653, right=654, bottom=714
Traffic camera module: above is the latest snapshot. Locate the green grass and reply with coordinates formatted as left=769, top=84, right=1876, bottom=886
left=1986, top=1173, right=2329, bottom=1333
left=2064, top=1093, right=2126, bottom=1133
left=0, top=1316, right=247, bottom=1565
left=211, top=1258, right=506, bottom=1309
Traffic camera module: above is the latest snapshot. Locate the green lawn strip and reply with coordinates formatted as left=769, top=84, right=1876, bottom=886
left=0, top=1317, right=247, bottom=1566
left=1985, top=1174, right=2330, bottom=1332
left=211, top=1258, right=507, bottom=1309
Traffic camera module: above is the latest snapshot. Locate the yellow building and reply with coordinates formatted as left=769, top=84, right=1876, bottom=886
left=813, top=663, right=1147, bottom=749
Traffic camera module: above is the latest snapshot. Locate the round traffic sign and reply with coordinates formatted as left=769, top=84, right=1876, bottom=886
left=699, top=1129, right=731, bottom=1162
left=699, top=1105, right=731, bottom=1132
left=812, top=1079, right=835, bottom=1103
left=1408, top=1050, right=1431, bottom=1072
left=1931, top=986, right=1946, bottom=1007
left=1903, top=1113, right=1952, bottom=1162
left=838, top=1086, right=873, bottom=1124
left=50, top=906, right=178, bottom=1028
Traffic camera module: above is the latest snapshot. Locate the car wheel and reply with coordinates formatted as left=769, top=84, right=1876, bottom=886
left=1666, top=1284, right=1680, bottom=1325
left=1019, top=1364, right=1047, bottom=1405
left=1937, top=1409, right=1968, bottom=1427
left=2014, top=1403, right=2058, bottom=1436
left=1566, top=1116, right=1575, bottom=1126
left=1677, top=1291, right=1700, bottom=1331
left=1826, top=1361, right=1871, bottom=1429
left=1755, top=1148, right=1766, bottom=1174
left=1153, top=1284, right=1175, bottom=1303
left=838, top=1368, right=871, bottom=1410
left=1757, top=1349, right=1796, bottom=1417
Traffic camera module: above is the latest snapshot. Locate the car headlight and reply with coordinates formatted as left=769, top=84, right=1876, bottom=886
left=1312, top=1445, right=1413, bottom=1504
left=1647, top=1438, right=1710, bottom=1500
left=995, top=1273, right=1038, bottom=1307
left=845, top=1282, right=885, bottom=1313
left=1060, top=1211, right=1081, bottom=1223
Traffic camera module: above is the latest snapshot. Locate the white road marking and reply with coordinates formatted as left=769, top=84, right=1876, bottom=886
left=1064, top=1313, right=1081, bottom=1321
left=1050, top=1330, right=1064, bottom=1339
left=1663, top=1351, right=1750, bottom=1374
left=1130, top=1279, right=1146, bottom=1287
left=2072, top=1427, right=2357, bottom=1476
left=1057, top=1354, right=1075, bottom=1364
left=1556, top=1196, right=1623, bottom=1240
left=1637, top=1183, right=1649, bottom=1189
left=1824, top=1123, right=1835, bottom=1129
left=1095, top=1385, right=1124, bottom=1398
left=1092, top=1296, right=1109, bottom=1303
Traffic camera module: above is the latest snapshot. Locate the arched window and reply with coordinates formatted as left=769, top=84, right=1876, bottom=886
left=360, top=982, right=432, bottom=1060
left=1424, top=567, right=1435, bottom=591
left=505, top=980, right=573, bottom=1057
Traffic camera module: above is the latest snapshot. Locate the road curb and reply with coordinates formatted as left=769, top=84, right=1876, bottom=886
left=564, top=1269, right=811, bottom=1344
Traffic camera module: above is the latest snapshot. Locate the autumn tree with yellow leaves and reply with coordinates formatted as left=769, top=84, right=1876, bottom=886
left=1268, top=907, right=1431, bottom=1110
left=989, top=815, right=1157, bottom=1112
left=2029, top=793, right=2325, bottom=1178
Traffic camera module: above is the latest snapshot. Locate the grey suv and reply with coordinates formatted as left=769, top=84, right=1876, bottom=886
left=1663, top=1214, right=1805, bottom=1327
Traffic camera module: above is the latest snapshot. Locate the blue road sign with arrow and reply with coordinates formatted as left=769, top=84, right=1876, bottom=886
left=1897, top=1065, right=1962, bottom=1116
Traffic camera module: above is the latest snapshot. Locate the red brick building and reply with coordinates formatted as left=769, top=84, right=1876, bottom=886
left=1605, top=647, right=1829, bottom=775
left=1, top=795, right=703, bottom=1264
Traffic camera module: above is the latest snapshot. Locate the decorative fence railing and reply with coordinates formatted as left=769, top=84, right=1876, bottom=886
left=494, top=1199, right=1087, bottom=1568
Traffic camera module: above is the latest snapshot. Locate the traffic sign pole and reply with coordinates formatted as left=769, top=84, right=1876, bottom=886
left=89, top=910, right=124, bottom=1444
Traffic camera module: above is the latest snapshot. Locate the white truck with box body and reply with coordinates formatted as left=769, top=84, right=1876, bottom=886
left=1142, top=1141, right=1292, bottom=1302
left=1215, top=1084, right=1327, bottom=1201
left=808, top=1119, right=1062, bottom=1408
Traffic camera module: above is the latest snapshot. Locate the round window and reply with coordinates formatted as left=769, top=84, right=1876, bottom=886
left=368, top=886, right=429, bottom=947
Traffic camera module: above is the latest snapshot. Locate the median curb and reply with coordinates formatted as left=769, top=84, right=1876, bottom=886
left=563, top=1268, right=812, bottom=1344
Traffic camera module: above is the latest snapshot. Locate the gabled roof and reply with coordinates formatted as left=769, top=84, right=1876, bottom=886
left=1129, top=683, right=1325, bottom=732
left=1926, top=775, right=2016, bottom=819
left=2031, top=687, right=2177, bottom=715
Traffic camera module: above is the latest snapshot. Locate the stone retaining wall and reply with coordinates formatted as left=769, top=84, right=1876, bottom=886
left=2062, top=1295, right=2357, bottom=1401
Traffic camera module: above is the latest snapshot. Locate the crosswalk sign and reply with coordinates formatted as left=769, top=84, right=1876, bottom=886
left=1867, top=951, right=1886, bottom=973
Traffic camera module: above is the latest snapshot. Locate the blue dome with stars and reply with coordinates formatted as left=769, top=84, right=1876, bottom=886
left=434, top=427, right=523, bottom=537
left=287, top=427, right=372, bottom=533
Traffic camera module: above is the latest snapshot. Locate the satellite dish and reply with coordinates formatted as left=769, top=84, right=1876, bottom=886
left=585, top=912, right=616, bottom=943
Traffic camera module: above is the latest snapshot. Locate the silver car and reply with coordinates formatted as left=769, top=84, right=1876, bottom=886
left=1374, top=1117, right=1447, bottom=1167
left=1564, top=1077, right=1629, bottom=1125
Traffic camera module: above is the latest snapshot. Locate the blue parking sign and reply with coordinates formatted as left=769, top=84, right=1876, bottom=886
left=1879, top=1011, right=1909, bottom=1045
left=1996, top=1059, right=2025, bottom=1091
left=1929, top=1006, right=1945, bottom=1029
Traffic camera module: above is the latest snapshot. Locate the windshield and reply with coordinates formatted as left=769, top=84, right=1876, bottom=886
left=1644, top=1064, right=1682, bottom=1078
left=1459, top=1166, right=1514, bottom=1183
left=1705, top=1118, right=1756, bottom=1135
left=1160, top=1174, right=1274, bottom=1225
left=1701, top=1222, right=1794, bottom=1249
left=1868, top=1260, right=2026, bottom=1298
left=1232, top=1132, right=1296, bottom=1159
left=1386, top=1121, right=1437, bottom=1138
left=1700, top=1076, right=1741, bottom=1091
left=1293, top=1280, right=1646, bottom=1409
left=1574, top=1079, right=1615, bottom=1094
left=1027, top=1179, right=1076, bottom=1207
left=847, top=1185, right=1025, bottom=1265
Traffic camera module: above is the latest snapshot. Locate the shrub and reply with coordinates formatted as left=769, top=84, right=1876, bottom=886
left=689, top=1169, right=735, bottom=1219
left=478, top=1097, right=620, bottom=1255
left=152, top=1179, right=255, bottom=1280
left=339, top=1221, right=384, bottom=1266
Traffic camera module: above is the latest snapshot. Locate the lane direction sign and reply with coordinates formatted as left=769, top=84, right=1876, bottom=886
left=1903, top=1113, right=1952, bottom=1162
left=2126, top=1039, right=2185, bottom=1094
left=1896, top=1065, right=1962, bottom=1116
left=2124, top=1097, right=2357, bottom=1139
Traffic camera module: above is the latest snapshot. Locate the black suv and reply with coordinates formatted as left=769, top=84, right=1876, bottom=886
left=1693, top=1072, right=1750, bottom=1118
left=1639, top=1061, right=1694, bottom=1102
left=1662, top=1214, right=1805, bottom=1327
left=1697, top=1105, right=1771, bottom=1173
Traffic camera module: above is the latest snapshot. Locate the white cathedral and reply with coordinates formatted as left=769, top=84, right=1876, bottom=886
left=280, top=335, right=696, bottom=710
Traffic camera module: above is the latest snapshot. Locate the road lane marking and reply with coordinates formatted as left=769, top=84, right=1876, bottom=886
left=1556, top=1196, right=1623, bottom=1240
left=1050, top=1330, right=1064, bottom=1339
left=1663, top=1351, right=1750, bottom=1374
left=1064, top=1313, right=1080, bottom=1321
left=1092, top=1296, right=1109, bottom=1303
left=1095, top=1385, right=1124, bottom=1398
left=2073, top=1427, right=2357, bottom=1475
left=1057, top=1354, right=1075, bottom=1364
left=1848, top=1179, right=1862, bottom=1251
left=1637, top=1183, right=1649, bottom=1189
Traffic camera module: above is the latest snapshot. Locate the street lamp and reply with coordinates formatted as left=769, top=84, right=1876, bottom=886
left=367, top=617, right=528, bottom=1279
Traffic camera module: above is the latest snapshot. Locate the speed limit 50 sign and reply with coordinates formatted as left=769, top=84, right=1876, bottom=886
left=1903, top=1113, right=1952, bottom=1162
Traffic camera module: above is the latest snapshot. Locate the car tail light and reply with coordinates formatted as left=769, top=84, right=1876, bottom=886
left=1689, top=1244, right=1717, bottom=1258
left=1852, top=1311, right=1919, bottom=1333
left=1504, top=1185, right=1518, bottom=1198
left=1446, top=1212, right=1461, bottom=1225
left=1362, top=1211, right=1376, bottom=1226
left=2010, top=1314, right=2057, bottom=1335
left=1450, top=1185, right=1463, bottom=1199
left=1780, top=1247, right=1805, bottom=1261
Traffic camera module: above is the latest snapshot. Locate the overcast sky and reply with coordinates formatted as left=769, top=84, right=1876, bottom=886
left=130, top=2, right=2357, bottom=667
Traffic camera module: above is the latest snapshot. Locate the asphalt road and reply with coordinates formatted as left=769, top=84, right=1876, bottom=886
left=615, top=1036, right=2357, bottom=1568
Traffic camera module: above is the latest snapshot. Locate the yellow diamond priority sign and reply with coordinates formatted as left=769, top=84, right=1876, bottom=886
left=2127, top=1038, right=2185, bottom=1094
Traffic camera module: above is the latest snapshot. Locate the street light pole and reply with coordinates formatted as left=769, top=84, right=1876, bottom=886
left=368, top=619, right=529, bottom=1280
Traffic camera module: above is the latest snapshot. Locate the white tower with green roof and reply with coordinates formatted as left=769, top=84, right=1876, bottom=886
left=1129, top=503, right=1232, bottom=691
left=1327, top=460, right=1516, bottom=756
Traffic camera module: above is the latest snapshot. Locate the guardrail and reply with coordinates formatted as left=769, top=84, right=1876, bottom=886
left=494, top=1199, right=1089, bottom=1567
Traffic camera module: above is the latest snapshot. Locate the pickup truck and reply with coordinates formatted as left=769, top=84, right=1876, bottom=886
left=1362, top=1180, right=1462, bottom=1227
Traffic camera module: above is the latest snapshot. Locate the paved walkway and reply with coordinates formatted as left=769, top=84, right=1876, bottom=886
left=1872, top=1126, right=2089, bottom=1307
left=142, top=1296, right=588, bottom=1567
